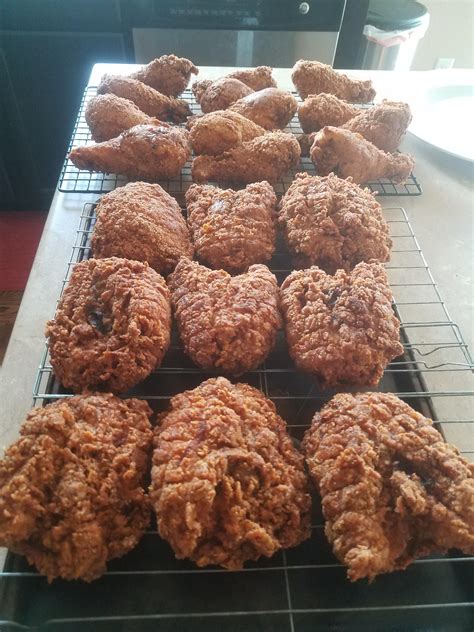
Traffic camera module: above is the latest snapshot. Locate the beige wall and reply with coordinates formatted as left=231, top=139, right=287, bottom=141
left=412, top=0, right=474, bottom=69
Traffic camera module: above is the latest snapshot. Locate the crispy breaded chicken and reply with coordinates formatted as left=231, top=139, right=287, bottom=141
left=188, top=110, right=266, bottom=155
left=279, top=262, right=403, bottom=387
left=292, top=60, right=376, bottom=102
left=343, top=100, right=412, bottom=153
left=129, top=54, right=198, bottom=96
left=229, top=88, right=298, bottom=130
left=150, top=377, right=311, bottom=569
left=298, top=93, right=359, bottom=133
left=227, top=66, right=277, bottom=90
left=302, top=392, right=474, bottom=581
left=192, top=77, right=253, bottom=113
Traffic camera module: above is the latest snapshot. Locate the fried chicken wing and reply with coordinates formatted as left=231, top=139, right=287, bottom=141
left=310, top=126, right=414, bottom=184
left=226, top=66, right=277, bottom=90
left=192, top=131, right=300, bottom=184
left=192, top=77, right=254, bottom=113
left=343, top=100, right=412, bottom=153
left=278, top=172, right=392, bottom=272
left=98, top=74, right=191, bottom=122
left=186, top=181, right=277, bottom=273
left=0, top=393, right=152, bottom=582
left=298, top=93, right=359, bottom=133
left=292, top=60, right=376, bottom=102
left=280, top=262, right=403, bottom=387
left=168, top=259, right=281, bottom=374
left=129, top=54, right=198, bottom=96
left=188, top=110, right=266, bottom=155
left=302, top=392, right=474, bottom=581
left=69, top=124, right=190, bottom=181
left=150, top=377, right=311, bottom=569
left=229, top=88, right=298, bottom=130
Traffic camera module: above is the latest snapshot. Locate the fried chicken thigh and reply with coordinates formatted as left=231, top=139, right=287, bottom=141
left=298, top=93, right=359, bottom=133
left=310, top=126, right=414, bottom=184
left=278, top=173, right=392, bottom=272
left=192, top=77, right=254, bottom=113
left=280, top=262, right=403, bottom=387
left=0, top=393, right=152, bottom=582
left=192, top=131, right=300, bottom=184
left=302, top=392, right=474, bottom=581
left=129, top=54, right=198, bottom=96
left=292, top=60, right=376, bottom=102
left=186, top=181, right=277, bottom=273
left=69, top=124, right=190, bottom=181
left=150, top=377, right=311, bottom=569
left=98, top=74, right=191, bottom=122
left=343, top=100, right=412, bottom=153
left=229, top=88, right=298, bottom=130
left=227, top=66, right=277, bottom=90
left=168, top=259, right=281, bottom=374
left=187, top=110, right=266, bottom=155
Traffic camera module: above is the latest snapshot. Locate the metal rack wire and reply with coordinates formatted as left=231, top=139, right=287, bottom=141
left=58, top=87, right=423, bottom=199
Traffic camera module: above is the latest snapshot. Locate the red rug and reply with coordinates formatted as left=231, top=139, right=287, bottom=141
left=0, top=212, right=47, bottom=291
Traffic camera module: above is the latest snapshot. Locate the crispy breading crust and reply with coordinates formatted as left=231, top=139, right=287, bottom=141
left=278, top=173, right=392, bottom=272
left=129, top=54, right=198, bottom=97
left=186, top=182, right=277, bottom=273
left=188, top=110, right=266, bottom=156
left=0, top=393, right=152, bottom=582
left=168, top=259, right=281, bottom=374
left=227, top=66, right=277, bottom=90
left=150, top=377, right=311, bottom=569
left=229, top=88, right=298, bottom=130
left=193, top=77, right=253, bottom=113
left=279, top=262, right=403, bottom=387
left=302, top=392, right=474, bottom=581
left=46, top=257, right=171, bottom=393
left=298, top=93, right=359, bottom=134
left=292, top=60, right=376, bottom=102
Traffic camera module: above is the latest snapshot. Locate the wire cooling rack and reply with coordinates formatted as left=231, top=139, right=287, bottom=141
left=58, top=86, right=422, bottom=199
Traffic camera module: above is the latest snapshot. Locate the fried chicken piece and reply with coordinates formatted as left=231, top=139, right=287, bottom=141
left=297, top=132, right=315, bottom=157
left=186, top=182, right=277, bottom=273
left=46, top=257, right=171, bottom=393
left=0, top=393, right=152, bottom=582
left=278, top=172, right=392, bottom=272
left=229, top=88, right=298, bottom=130
left=192, top=77, right=254, bottom=113
left=150, top=377, right=311, bottom=569
left=192, top=131, right=300, bottom=184
left=69, top=124, right=190, bottom=181
left=129, top=54, right=198, bottom=97
left=310, top=126, right=414, bottom=184
left=292, top=60, right=376, bottom=102
left=85, top=94, right=163, bottom=142
left=302, top=392, right=474, bottom=581
left=97, top=74, right=191, bottom=122
left=227, top=66, right=277, bottom=91
left=298, top=93, right=359, bottom=133
left=343, top=100, right=413, bottom=153
left=188, top=110, right=266, bottom=155
left=280, top=262, right=403, bottom=387
left=91, top=182, right=193, bottom=274
left=168, top=259, right=281, bottom=373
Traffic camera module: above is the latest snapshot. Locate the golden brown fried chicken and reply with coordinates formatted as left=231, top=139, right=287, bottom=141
left=343, top=100, right=413, bottom=153
left=168, top=258, right=281, bottom=374
left=192, top=131, right=300, bottom=184
left=150, top=377, right=311, bottom=569
left=280, top=262, right=403, bottom=387
left=302, top=392, right=474, bottom=582
left=69, top=124, right=190, bottom=181
left=0, top=393, right=152, bottom=582
left=186, top=182, right=277, bottom=273
left=91, top=182, right=193, bottom=274
left=192, top=77, right=254, bottom=113
left=278, top=172, right=392, bottom=272
left=129, top=54, right=198, bottom=96
left=229, top=88, right=298, bottom=130
left=292, top=60, right=376, bottom=102
left=298, top=93, right=359, bottom=133
left=310, top=126, right=414, bottom=184
left=85, top=94, right=162, bottom=142
left=227, top=66, right=277, bottom=90
left=97, top=74, right=191, bottom=122
left=188, top=110, right=266, bottom=155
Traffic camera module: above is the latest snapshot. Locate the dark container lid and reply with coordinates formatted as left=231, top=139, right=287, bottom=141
left=367, top=0, right=428, bottom=31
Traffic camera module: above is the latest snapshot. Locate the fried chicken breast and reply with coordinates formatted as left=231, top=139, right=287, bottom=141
left=192, top=77, right=254, bottom=113
left=150, top=377, right=311, bottom=569
left=227, top=66, right=277, bottom=90
left=292, top=60, right=376, bottom=102
left=129, top=54, right=198, bottom=96
left=168, top=259, right=281, bottom=374
left=278, top=173, right=392, bottom=272
left=0, top=393, right=152, bottom=582
left=229, top=88, right=298, bottom=130
left=186, top=181, right=277, bottom=273
left=298, top=93, right=359, bottom=133
left=192, top=131, right=300, bottom=184
left=91, top=182, right=193, bottom=274
left=302, top=392, right=474, bottom=581
left=69, top=124, right=190, bottom=181
left=188, top=110, right=266, bottom=155
left=279, top=262, right=403, bottom=387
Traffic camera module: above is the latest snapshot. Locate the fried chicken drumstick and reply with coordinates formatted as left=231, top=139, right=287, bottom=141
left=302, top=392, right=474, bottom=581
left=226, top=66, right=277, bottom=90
left=292, top=60, right=376, bottom=102
left=129, top=54, right=198, bottom=96
left=229, top=88, right=298, bottom=130
left=192, top=77, right=253, bottom=113
left=150, top=377, right=311, bottom=569
left=298, top=93, right=359, bottom=133
left=187, top=110, right=266, bottom=155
